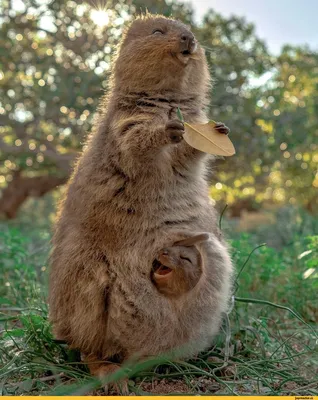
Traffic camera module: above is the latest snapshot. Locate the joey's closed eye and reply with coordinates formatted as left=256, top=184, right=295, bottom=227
left=152, top=29, right=164, bottom=35
left=180, top=256, right=192, bottom=264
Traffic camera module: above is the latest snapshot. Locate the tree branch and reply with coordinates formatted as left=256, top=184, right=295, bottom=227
left=0, top=172, right=68, bottom=219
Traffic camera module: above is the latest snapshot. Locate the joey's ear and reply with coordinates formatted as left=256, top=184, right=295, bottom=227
left=174, top=233, right=210, bottom=247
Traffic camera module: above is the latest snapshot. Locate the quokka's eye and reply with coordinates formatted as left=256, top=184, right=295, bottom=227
left=180, top=256, right=192, bottom=264
left=152, top=29, right=164, bottom=35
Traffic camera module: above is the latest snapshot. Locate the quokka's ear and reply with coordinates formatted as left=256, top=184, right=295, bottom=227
left=174, top=233, right=210, bottom=247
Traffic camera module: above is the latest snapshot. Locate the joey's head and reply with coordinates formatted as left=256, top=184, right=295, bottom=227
left=112, top=15, right=210, bottom=95
left=151, top=233, right=209, bottom=298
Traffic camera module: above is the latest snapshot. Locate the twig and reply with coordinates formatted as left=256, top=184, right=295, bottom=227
left=213, top=312, right=231, bottom=373
left=234, top=243, right=267, bottom=292
left=0, top=307, right=44, bottom=312
left=219, top=203, right=228, bottom=231
left=6, top=373, right=65, bottom=387
left=242, top=325, right=266, bottom=358
left=234, top=297, right=318, bottom=339
left=0, top=307, right=28, bottom=312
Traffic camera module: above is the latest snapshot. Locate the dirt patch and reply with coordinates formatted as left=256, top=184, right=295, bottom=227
left=139, top=379, right=192, bottom=394
left=137, top=377, right=222, bottom=395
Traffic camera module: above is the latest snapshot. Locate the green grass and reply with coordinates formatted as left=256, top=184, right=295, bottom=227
left=0, top=199, right=317, bottom=395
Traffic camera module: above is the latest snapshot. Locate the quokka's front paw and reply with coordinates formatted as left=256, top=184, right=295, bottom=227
left=165, top=120, right=185, bottom=143
left=214, top=122, right=230, bottom=135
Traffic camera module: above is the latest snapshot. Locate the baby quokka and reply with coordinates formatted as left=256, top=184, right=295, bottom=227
left=152, top=233, right=210, bottom=298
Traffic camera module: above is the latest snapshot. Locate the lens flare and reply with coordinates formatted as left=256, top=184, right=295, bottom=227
left=90, top=9, right=109, bottom=27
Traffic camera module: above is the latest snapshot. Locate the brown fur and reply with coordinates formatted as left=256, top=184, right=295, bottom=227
left=152, top=233, right=209, bottom=298
left=49, top=14, right=233, bottom=371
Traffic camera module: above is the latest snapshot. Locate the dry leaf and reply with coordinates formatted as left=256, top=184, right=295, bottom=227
left=184, top=121, right=236, bottom=156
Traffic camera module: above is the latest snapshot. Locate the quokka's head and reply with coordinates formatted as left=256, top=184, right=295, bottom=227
left=111, top=14, right=210, bottom=95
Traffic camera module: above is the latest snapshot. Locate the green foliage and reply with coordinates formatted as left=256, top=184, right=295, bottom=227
left=232, top=233, right=318, bottom=322
left=228, top=207, right=318, bottom=322
left=303, top=235, right=318, bottom=273
left=0, top=227, right=37, bottom=306
left=0, top=212, right=51, bottom=307
left=0, top=0, right=128, bottom=177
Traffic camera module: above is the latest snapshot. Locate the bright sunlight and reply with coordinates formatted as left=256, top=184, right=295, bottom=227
left=90, top=9, right=109, bottom=27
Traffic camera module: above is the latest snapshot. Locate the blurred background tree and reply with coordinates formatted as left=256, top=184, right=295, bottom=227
left=0, top=0, right=317, bottom=218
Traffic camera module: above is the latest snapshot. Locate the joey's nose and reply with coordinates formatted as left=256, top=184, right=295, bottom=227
left=180, top=32, right=196, bottom=54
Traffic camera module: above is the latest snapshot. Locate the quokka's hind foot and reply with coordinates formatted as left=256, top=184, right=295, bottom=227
left=84, top=355, right=129, bottom=395
left=96, top=364, right=129, bottom=395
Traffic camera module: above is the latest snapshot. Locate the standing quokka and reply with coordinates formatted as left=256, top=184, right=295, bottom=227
left=152, top=233, right=209, bottom=298
left=49, top=14, right=233, bottom=381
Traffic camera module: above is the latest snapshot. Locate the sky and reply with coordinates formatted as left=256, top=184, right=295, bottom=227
left=177, top=0, right=318, bottom=54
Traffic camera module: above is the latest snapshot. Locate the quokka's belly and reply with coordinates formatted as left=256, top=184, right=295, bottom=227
left=106, top=257, right=230, bottom=358
left=107, top=276, right=181, bottom=356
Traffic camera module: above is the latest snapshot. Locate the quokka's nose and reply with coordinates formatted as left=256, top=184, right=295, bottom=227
left=180, top=32, right=196, bottom=54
